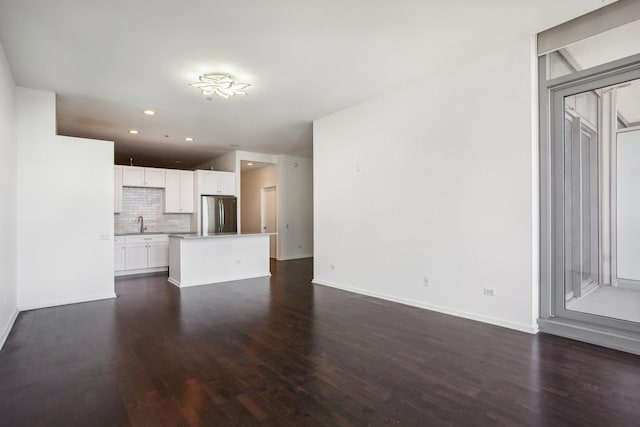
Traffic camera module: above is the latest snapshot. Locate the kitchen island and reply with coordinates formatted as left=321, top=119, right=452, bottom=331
left=167, top=233, right=274, bottom=288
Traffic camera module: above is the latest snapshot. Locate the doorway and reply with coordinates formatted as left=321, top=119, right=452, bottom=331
left=261, top=186, right=277, bottom=258
left=540, top=51, right=640, bottom=353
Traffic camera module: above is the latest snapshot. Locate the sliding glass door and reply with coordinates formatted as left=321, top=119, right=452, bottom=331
left=548, top=66, right=640, bottom=331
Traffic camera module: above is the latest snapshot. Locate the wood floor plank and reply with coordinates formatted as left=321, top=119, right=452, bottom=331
left=1, top=258, right=639, bottom=426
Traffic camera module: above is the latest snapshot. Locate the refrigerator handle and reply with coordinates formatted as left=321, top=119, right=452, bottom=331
left=221, top=200, right=225, bottom=231
left=218, top=199, right=223, bottom=233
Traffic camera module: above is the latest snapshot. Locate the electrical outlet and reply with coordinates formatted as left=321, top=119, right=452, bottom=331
left=100, top=234, right=110, bottom=240
left=423, top=277, right=430, bottom=287
left=483, top=288, right=496, bottom=296
left=330, top=264, right=336, bottom=270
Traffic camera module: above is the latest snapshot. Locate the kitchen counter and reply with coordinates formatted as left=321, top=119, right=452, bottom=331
left=116, top=231, right=196, bottom=236
left=168, top=233, right=272, bottom=288
left=168, top=232, right=275, bottom=239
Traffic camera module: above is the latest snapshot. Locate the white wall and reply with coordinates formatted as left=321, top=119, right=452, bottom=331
left=616, top=129, right=640, bottom=283
left=194, top=151, right=237, bottom=172
left=277, top=155, right=313, bottom=260
left=241, top=165, right=278, bottom=233
left=16, top=88, right=115, bottom=310
left=313, top=38, right=537, bottom=333
left=0, top=41, right=18, bottom=349
left=200, top=150, right=313, bottom=260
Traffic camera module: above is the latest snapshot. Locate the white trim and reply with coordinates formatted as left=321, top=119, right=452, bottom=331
left=261, top=185, right=278, bottom=258
left=18, top=293, right=117, bottom=312
left=115, top=266, right=168, bottom=277
left=0, top=309, right=20, bottom=351
left=313, top=279, right=539, bottom=335
left=537, top=0, right=640, bottom=56
left=616, top=278, right=640, bottom=289
left=276, top=254, right=313, bottom=261
left=531, top=34, right=541, bottom=329
left=169, top=272, right=271, bottom=288
left=616, top=124, right=640, bottom=134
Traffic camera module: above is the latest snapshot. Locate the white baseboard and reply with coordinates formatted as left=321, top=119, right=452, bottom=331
left=18, top=293, right=117, bottom=312
left=276, top=254, right=313, bottom=261
left=312, top=279, right=539, bottom=335
left=0, top=309, right=20, bottom=351
left=616, top=278, right=640, bottom=289
left=169, top=273, right=271, bottom=288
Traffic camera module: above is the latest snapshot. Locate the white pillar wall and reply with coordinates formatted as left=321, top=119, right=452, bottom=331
left=16, top=88, right=116, bottom=310
left=0, top=41, right=18, bottom=349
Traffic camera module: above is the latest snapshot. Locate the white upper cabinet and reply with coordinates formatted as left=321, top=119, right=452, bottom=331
left=144, top=168, right=166, bottom=188
left=122, top=166, right=145, bottom=187
left=122, top=166, right=166, bottom=188
left=165, top=170, right=180, bottom=212
left=217, top=172, right=236, bottom=195
left=195, top=170, right=236, bottom=196
left=179, top=171, right=195, bottom=212
left=114, top=165, right=123, bottom=213
left=165, top=170, right=194, bottom=213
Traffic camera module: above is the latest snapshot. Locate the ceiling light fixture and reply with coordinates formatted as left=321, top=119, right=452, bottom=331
left=185, top=137, right=193, bottom=142
left=247, top=162, right=253, bottom=166
left=189, top=73, right=250, bottom=99
left=129, top=129, right=139, bottom=134
left=143, top=110, right=156, bottom=115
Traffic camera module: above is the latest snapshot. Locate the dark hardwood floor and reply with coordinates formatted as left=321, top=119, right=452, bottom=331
left=1, top=258, right=639, bottom=426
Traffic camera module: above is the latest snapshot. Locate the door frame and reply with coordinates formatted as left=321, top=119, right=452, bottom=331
left=539, top=51, right=640, bottom=353
left=260, top=185, right=278, bottom=258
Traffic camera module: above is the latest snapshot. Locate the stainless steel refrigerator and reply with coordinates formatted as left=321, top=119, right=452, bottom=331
left=201, top=195, right=237, bottom=234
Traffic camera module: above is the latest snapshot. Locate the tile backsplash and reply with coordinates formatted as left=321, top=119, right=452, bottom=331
left=115, top=187, right=193, bottom=234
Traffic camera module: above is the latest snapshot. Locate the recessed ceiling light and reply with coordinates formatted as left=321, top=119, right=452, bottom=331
left=185, top=137, right=193, bottom=142
left=129, top=129, right=139, bottom=134
left=143, top=110, right=156, bottom=116
left=247, top=162, right=253, bottom=166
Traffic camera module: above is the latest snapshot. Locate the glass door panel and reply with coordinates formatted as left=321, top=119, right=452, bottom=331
left=561, top=78, right=640, bottom=325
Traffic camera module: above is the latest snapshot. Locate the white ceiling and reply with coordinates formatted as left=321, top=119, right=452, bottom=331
left=0, top=0, right=612, bottom=169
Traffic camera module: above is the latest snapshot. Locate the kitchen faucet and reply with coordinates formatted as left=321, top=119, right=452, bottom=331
left=136, top=216, right=146, bottom=233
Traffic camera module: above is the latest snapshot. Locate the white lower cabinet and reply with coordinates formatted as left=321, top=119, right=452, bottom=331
left=125, top=240, right=149, bottom=270
left=116, top=234, right=169, bottom=274
left=114, top=236, right=126, bottom=271
left=148, top=240, right=169, bottom=268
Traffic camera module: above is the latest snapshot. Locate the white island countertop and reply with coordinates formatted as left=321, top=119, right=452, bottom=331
left=168, top=232, right=276, bottom=239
